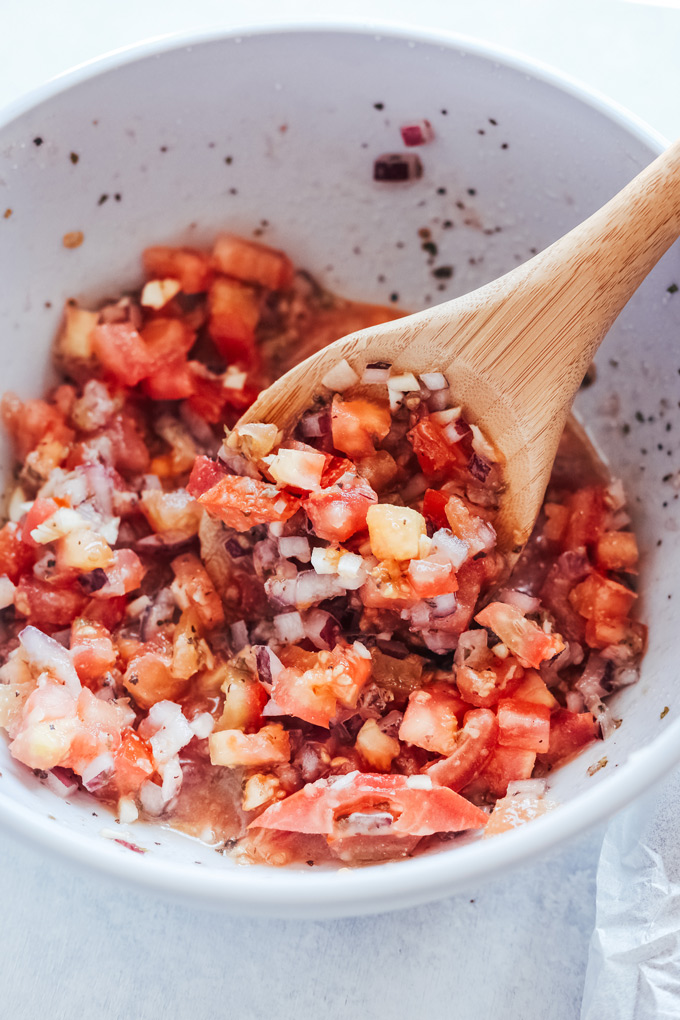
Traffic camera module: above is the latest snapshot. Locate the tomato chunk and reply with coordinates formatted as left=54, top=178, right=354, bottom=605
left=331, top=397, right=391, bottom=459
left=0, top=522, right=33, bottom=582
left=596, top=531, right=638, bottom=572
left=399, top=684, right=464, bottom=756
left=250, top=772, right=488, bottom=837
left=212, top=234, right=294, bottom=291
left=112, top=730, right=155, bottom=796
left=142, top=245, right=213, bottom=294
left=475, top=602, right=565, bottom=669
left=426, top=708, right=498, bottom=790
left=198, top=475, right=300, bottom=532
left=70, top=618, right=117, bottom=685
left=207, top=277, right=260, bottom=366
left=209, top=723, right=291, bottom=767
left=472, top=746, right=537, bottom=799
left=497, top=698, right=550, bottom=752
left=186, top=455, right=227, bottom=498
left=272, top=645, right=371, bottom=728
left=304, top=477, right=377, bottom=542
left=540, top=710, right=598, bottom=765
left=408, top=418, right=468, bottom=478
left=92, top=323, right=154, bottom=387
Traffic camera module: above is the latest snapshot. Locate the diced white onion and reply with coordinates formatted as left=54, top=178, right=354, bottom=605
left=428, top=592, right=457, bottom=617
left=321, top=359, right=360, bottom=391
left=430, top=406, right=463, bottom=426
left=230, top=620, right=249, bottom=651
left=139, top=700, right=193, bottom=764
left=311, top=546, right=339, bottom=575
left=387, top=372, right=420, bottom=392
left=81, top=752, right=115, bottom=789
left=30, top=507, right=85, bottom=544
left=419, top=372, right=448, bottom=391
left=274, top=611, right=306, bottom=645
left=8, top=487, right=31, bottom=523
left=361, top=366, right=391, bottom=385
left=443, top=421, right=466, bottom=445
left=222, top=368, right=248, bottom=390
left=337, top=552, right=367, bottom=590
left=506, top=779, right=547, bottom=798
left=0, top=574, right=16, bottom=610
left=352, top=640, right=372, bottom=660
left=118, top=796, right=139, bottom=824
left=19, top=626, right=81, bottom=694
left=469, top=423, right=497, bottom=461
left=498, top=589, right=541, bottom=614
left=406, top=774, right=433, bottom=790
left=279, top=536, right=311, bottom=562
left=139, top=780, right=166, bottom=816
left=430, top=529, right=469, bottom=569
left=189, top=712, right=215, bottom=739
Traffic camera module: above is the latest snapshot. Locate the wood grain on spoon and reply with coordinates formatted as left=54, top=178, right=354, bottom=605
left=239, top=139, right=680, bottom=553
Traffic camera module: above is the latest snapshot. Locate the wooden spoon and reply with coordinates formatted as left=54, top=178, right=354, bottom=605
left=239, top=139, right=680, bottom=554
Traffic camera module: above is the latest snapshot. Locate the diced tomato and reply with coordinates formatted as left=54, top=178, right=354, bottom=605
left=81, top=596, right=127, bottom=631
left=408, top=418, right=468, bottom=478
left=497, top=698, right=550, bottom=752
left=455, top=657, right=524, bottom=709
left=426, top=708, right=498, bottom=790
left=472, top=746, right=537, bottom=799
left=474, top=602, right=565, bottom=668
left=443, top=558, right=486, bottom=637
left=186, top=455, right=227, bottom=498
left=596, top=531, right=638, bottom=572
left=542, top=503, right=569, bottom=542
left=445, top=496, right=495, bottom=556
left=219, top=675, right=268, bottom=732
left=198, top=475, right=300, bottom=532
left=111, top=729, right=155, bottom=796
left=272, top=645, right=371, bottom=728
left=407, top=559, right=458, bottom=598
left=540, top=709, right=598, bottom=765
left=422, top=488, right=450, bottom=529
left=212, top=234, right=294, bottom=291
left=250, top=772, right=488, bottom=837
left=355, top=719, right=400, bottom=771
left=99, top=412, right=151, bottom=475
left=123, top=640, right=188, bottom=709
left=207, top=277, right=260, bottom=366
left=142, top=317, right=195, bottom=367
left=399, top=684, right=465, bottom=756
left=90, top=549, right=145, bottom=599
left=304, top=476, right=377, bottom=542
left=143, top=359, right=196, bottom=401
left=1, top=394, right=73, bottom=460
left=209, top=723, right=291, bottom=767
left=170, top=552, right=225, bottom=630
left=142, top=245, right=213, bottom=294
left=0, top=522, right=33, bottom=582
left=185, top=370, right=231, bottom=424
left=513, top=670, right=558, bottom=709
left=562, top=486, right=606, bottom=552
left=67, top=688, right=130, bottom=775
left=14, top=577, right=87, bottom=627
left=20, top=497, right=60, bottom=548
left=331, top=397, right=391, bottom=459
left=539, top=560, right=588, bottom=644
left=70, top=618, right=117, bottom=685
left=92, top=323, right=154, bottom=387
left=570, top=572, right=636, bottom=621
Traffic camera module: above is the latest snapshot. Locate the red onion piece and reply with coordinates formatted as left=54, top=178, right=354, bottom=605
left=497, top=589, right=541, bottom=614
left=373, top=153, right=423, bottom=182
left=400, top=120, right=434, bottom=147
left=300, top=411, right=331, bottom=438
left=303, top=609, right=340, bottom=650
left=468, top=453, right=491, bottom=482
left=230, top=620, right=249, bottom=652
left=255, top=646, right=284, bottom=687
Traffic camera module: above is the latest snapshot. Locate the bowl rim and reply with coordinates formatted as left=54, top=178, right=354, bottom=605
left=0, top=20, right=675, bottom=917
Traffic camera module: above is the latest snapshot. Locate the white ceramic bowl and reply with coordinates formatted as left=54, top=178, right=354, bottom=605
left=0, top=25, right=679, bottom=918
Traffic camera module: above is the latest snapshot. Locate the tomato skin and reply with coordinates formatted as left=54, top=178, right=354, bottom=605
left=212, top=234, right=294, bottom=291
left=399, top=684, right=465, bottom=756
left=70, top=618, right=117, bottom=685
left=250, top=772, right=488, bottom=837
left=0, top=522, right=33, bottom=583
left=198, top=475, right=300, bottom=532
left=186, top=456, right=227, bottom=498
left=142, top=245, right=213, bottom=294
left=304, top=477, right=377, bottom=542
left=497, top=698, right=550, bottom=752
left=331, top=397, right=391, bottom=459
left=540, top=709, right=598, bottom=765
left=14, top=577, right=87, bottom=627
left=408, top=419, right=468, bottom=478
left=475, top=602, right=565, bottom=669
left=425, top=708, right=498, bottom=790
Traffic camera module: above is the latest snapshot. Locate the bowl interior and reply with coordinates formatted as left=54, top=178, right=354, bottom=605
left=0, top=27, right=679, bottom=916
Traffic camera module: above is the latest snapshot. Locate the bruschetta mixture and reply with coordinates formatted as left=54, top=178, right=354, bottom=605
left=0, top=234, right=644, bottom=865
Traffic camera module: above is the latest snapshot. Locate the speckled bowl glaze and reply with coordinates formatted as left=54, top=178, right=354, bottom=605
left=0, top=25, right=679, bottom=918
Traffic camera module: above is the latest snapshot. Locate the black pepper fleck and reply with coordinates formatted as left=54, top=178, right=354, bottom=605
left=436, top=187, right=447, bottom=195
left=467, top=188, right=477, bottom=196
left=433, top=265, right=454, bottom=279
left=422, top=241, right=438, bottom=256
left=635, top=411, right=645, bottom=423
left=442, top=220, right=453, bottom=229
left=668, top=283, right=678, bottom=294
left=390, top=293, right=399, bottom=302
left=489, top=118, right=498, bottom=126
left=373, top=102, right=384, bottom=110
left=440, top=109, right=448, bottom=115
left=224, top=156, right=233, bottom=164
left=33, top=137, right=43, bottom=146
left=114, top=193, right=122, bottom=202
left=97, top=194, right=109, bottom=205
left=477, top=129, right=485, bottom=135
left=501, top=143, right=509, bottom=149
left=69, top=152, right=79, bottom=164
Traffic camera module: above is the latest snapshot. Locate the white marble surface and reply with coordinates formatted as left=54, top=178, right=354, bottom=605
left=1, top=2, right=679, bottom=1017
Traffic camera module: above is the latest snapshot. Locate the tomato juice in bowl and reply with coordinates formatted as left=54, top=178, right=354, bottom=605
left=0, top=26, right=679, bottom=917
